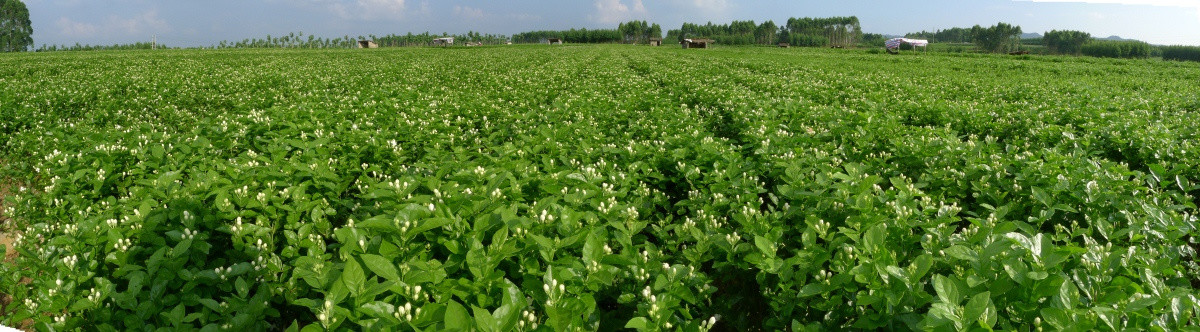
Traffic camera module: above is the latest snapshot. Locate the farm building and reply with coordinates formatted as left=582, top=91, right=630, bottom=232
left=432, top=37, right=454, bottom=46
left=681, top=39, right=713, bottom=49
left=778, top=42, right=790, bottom=48
left=649, top=38, right=662, bottom=46
left=548, top=38, right=563, bottom=45
left=357, top=40, right=378, bottom=49
left=885, top=38, right=928, bottom=54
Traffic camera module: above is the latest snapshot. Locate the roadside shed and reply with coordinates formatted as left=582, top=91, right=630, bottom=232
left=682, top=39, right=713, bottom=49
left=548, top=38, right=563, bottom=45
left=778, top=42, right=790, bottom=48
left=649, top=38, right=662, bottom=46
left=432, top=37, right=454, bottom=46
left=357, top=40, right=378, bottom=48
left=885, top=38, right=928, bottom=53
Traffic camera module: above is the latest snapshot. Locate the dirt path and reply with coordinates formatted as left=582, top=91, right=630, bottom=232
left=0, top=167, right=30, bottom=329
left=0, top=178, right=15, bottom=262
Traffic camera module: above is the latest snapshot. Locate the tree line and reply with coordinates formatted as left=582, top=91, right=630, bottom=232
left=510, top=28, right=622, bottom=44
left=663, top=16, right=862, bottom=47
left=903, top=24, right=1198, bottom=61
left=37, top=42, right=163, bottom=52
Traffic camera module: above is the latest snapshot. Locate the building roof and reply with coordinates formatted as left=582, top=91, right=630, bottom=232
left=885, top=38, right=929, bottom=49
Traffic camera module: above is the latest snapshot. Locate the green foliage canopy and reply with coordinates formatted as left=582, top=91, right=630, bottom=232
left=1043, top=30, right=1092, bottom=55
left=1161, top=45, right=1200, bottom=62
left=970, top=22, right=1023, bottom=53
left=0, top=0, right=33, bottom=52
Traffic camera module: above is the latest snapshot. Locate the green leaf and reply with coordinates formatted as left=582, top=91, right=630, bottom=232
left=342, top=259, right=365, bottom=296
left=361, top=254, right=400, bottom=281
left=473, top=306, right=500, bottom=332
left=1093, top=307, right=1118, bottom=331
left=494, top=279, right=528, bottom=331
left=445, top=300, right=471, bottom=330
left=235, top=277, right=249, bottom=298
left=933, top=274, right=962, bottom=305
left=910, top=254, right=934, bottom=280
left=360, top=301, right=396, bottom=320
left=466, top=243, right=488, bottom=280
left=962, top=292, right=991, bottom=325
left=300, top=323, right=324, bottom=332
left=885, top=265, right=910, bottom=286
left=1031, top=187, right=1051, bottom=206
left=582, top=229, right=606, bottom=263
left=1126, top=294, right=1157, bottom=311
left=943, top=246, right=978, bottom=262
left=928, top=302, right=961, bottom=326
left=798, top=283, right=825, bottom=297
left=412, top=217, right=455, bottom=235
left=1041, top=307, right=1071, bottom=330
left=754, top=235, right=776, bottom=258
left=625, top=317, right=649, bottom=330
left=863, top=224, right=887, bottom=253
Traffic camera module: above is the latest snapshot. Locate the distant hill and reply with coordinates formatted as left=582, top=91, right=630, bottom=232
left=1021, top=33, right=1042, bottom=39
left=1098, top=35, right=1133, bottom=41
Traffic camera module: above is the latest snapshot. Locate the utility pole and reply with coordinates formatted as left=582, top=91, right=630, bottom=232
left=153, top=34, right=157, bottom=50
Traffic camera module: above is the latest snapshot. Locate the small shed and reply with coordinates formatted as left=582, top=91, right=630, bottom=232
left=884, top=38, right=928, bottom=54
left=681, top=39, right=713, bottom=49
left=432, top=37, right=454, bottom=46
left=358, top=40, right=378, bottom=49
left=649, top=38, right=662, bottom=46
left=778, top=42, right=790, bottom=48
left=548, top=38, right=563, bottom=45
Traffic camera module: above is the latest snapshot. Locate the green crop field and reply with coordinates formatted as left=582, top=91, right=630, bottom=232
left=1, top=45, right=1199, bottom=331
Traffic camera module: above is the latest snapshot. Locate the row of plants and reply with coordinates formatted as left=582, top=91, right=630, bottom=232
left=1, top=45, right=1198, bottom=330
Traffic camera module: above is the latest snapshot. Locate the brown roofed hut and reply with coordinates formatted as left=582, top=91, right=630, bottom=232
left=681, top=39, right=713, bottom=49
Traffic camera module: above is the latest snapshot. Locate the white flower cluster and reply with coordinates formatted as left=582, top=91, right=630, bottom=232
left=214, top=266, right=233, bottom=281
left=318, top=299, right=337, bottom=326
left=543, top=278, right=566, bottom=306
left=62, top=254, right=79, bottom=269
left=394, top=302, right=422, bottom=322
left=114, top=238, right=133, bottom=251
left=181, top=228, right=197, bottom=240
left=518, top=309, right=539, bottom=330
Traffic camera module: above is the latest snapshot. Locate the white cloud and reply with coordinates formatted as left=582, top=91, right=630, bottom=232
left=56, top=17, right=95, bottom=37
left=55, top=10, right=170, bottom=38
left=454, top=5, right=485, bottom=20
left=306, top=0, right=408, bottom=20
left=689, top=0, right=729, bottom=11
left=591, top=0, right=647, bottom=23
left=1018, top=0, right=1200, bottom=20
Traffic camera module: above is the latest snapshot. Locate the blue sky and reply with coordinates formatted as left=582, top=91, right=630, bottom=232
left=23, top=0, right=1200, bottom=47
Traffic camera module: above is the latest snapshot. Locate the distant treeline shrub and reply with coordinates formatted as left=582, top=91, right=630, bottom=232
left=511, top=29, right=622, bottom=44
left=860, top=33, right=887, bottom=47
left=664, top=16, right=860, bottom=47
left=37, top=42, right=164, bottom=52
left=1161, top=45, right=1200, bottom=62
left=1042, top=30, right=1092, bottom=55
left=1081, top=40, right=1151, bottom=59
left=786, top=34, right=829, bottom=47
